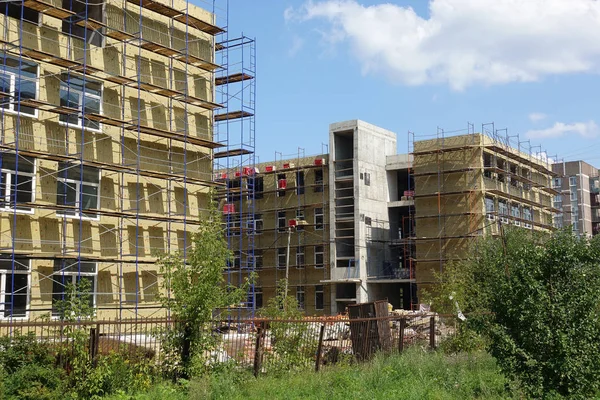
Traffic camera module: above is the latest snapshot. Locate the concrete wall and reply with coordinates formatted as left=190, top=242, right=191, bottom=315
left=354, top=121, right=397, bottom=302
left=328, top=120, right=397, bottom=310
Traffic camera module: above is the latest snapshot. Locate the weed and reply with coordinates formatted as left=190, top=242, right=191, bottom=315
left=189, top=348, right=518, bottom=400
left=2, top=363, right=65, bottom=400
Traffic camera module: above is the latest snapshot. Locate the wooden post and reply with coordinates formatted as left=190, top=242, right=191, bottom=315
left=181, top=323, right=192, bottom=378
left=95, top=323, right=100, bottom=362
left=429, top=316, right=436, bottom=350
left=398, top=318, right=406, bottom=353
left=89, top=326, right=99, bottom=366
left=362, top=320, right=371, bottom=361
left=315, top=324, right=326, bottom=372
left=253, top=322, right=264, bottom=377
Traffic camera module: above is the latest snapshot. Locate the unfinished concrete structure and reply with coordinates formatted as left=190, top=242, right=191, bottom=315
left=221, top=119, right=415, bottom=315
left=412, top=129, right=558, bottom=294
left=233, top=121, right=418, bottom=315
left=224, top=121, right=560, bottom=315
left=0, top=0, right=254, bottom=320
left=383, top=153, right=417, bottom=309
left=218, top=154, right=329, bottom=315
left=328, top=120, right=394, bottom=311
left=552, top=161, right=600, bottom=237
left=326, top=120, right=417, bottom=313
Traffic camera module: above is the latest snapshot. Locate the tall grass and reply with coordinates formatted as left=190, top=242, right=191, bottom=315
left=104, top=383, right=187, bottom=400
left=189, top=348, right=517, bottom=400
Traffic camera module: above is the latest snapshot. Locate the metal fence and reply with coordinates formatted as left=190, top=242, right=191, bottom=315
left=0, top=313, right=461, bottom=376
left=0, top=318, right=175, bottom=366
left=224, top=313, right=459, bottom=375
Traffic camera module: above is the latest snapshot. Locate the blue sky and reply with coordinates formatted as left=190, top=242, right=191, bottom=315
left=215, top=0, right=600, bottom=165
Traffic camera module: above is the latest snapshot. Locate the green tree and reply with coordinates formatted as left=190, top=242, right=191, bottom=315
left=259, top=279, right=304, bottom=320
left=433, top=228, right=600, bottom=398
left=52, top=279, right=105, bottom=398
left=258, top=280, right=317, bottom=373
left=53, top=278, right=95, bottom=322
left=158, top=196, right=251, bottom=378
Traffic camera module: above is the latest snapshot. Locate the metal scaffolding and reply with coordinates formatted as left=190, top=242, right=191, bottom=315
left=216, top=148, right=331, bottom=316
left=213, top=24, right=256, bottom=314
left=409, top=123, right=558, bottom=300
left=0, top=0, right=244, bottom=321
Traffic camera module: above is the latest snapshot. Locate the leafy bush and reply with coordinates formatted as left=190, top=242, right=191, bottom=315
left=54, top=279, right=159, bottom=398
left=439, top=323, right=488, bottom=355
left=259, top=280, right=318, bottom=374
left=0, top=331, right=60, bottom=399
left=0, top=332, right=55, bottom=373
left=72, top=351, right=157, bottom=398
left=0, top=365, right=5, bottom=396
left=0, top=332, right=63, bottom=399
left=0, top=332, right=159, bottom=399
left=2, top=363, right=65, bottom=400
left=433, top=228, right=600, bottom=398
left=0, top=285, right=160, bottom=398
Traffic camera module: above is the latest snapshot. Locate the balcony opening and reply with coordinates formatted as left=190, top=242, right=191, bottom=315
left=336, top=282, right=356, bottom=299
left=0, top=2, right=39, bottom=24
left=62, top=0, right=105, bottom=47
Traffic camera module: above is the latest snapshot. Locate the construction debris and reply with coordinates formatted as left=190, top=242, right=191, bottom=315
left=210, top=302, right=458, bottom=370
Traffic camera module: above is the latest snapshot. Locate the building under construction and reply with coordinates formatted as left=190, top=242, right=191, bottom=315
left=328, top=120, right=416, bottom=314
left=412, top=128, right=558, bottom=294
left=0, top=0, right=255, bottom=320
left=226, top=121, right=418, bottom=315
left=237, top=121, right=560, bottom=314
left=218, top=153, right=329, bottom=315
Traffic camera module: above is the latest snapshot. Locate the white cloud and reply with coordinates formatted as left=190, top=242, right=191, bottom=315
left=528, top=113, right=547, bottom=123
left=526, top=121, right=599, bottom=139
left=287, top=0, right=600, bottom=90
left=532, top=151, right=554, bottom=165
left=284, top=6, right=294, bottom=22
left=288, top=35, right=305, bottom=57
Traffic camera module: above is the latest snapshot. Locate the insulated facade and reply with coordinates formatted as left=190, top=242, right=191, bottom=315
left=413, top=133, right=558, bottom=294
left=219, top=156, right=330, bottom=315
left=221, top=121, right=560, bottom=315
left=0, top=0, right=228, bottom=320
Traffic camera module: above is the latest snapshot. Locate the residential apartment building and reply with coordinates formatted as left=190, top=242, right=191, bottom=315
left=413, top=133, right=558, bottom=294
left=0, top=0, right=251, bottom=320
left=226, top=121, right=558, bottom=315
left=552, top=161, right=600, bottom=237
left=219, top=155, right=329, bottom=315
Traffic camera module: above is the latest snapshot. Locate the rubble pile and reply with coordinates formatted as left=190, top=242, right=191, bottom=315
left=211, top=307, right=458, bottom=368
left=390, top=308, right=456, bottom=344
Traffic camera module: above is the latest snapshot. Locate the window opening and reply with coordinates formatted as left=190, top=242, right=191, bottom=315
left=52, top=259, right=97, bottom=317
left=0, top=55, right=38, bottom=116
left=0, top=258, right=30, bottom=318
left=59, top=74, right=102, bottom=131
left=56, top=163, right=100, bottom=220
left=0, top=153, right=36, bottom=213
